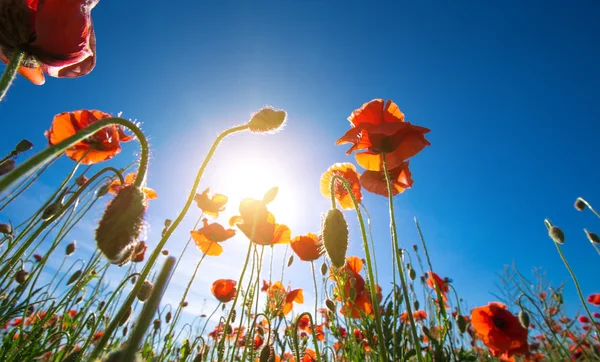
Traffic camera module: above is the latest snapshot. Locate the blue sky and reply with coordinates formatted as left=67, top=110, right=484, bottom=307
left=1, top=0, right=600, bottom=328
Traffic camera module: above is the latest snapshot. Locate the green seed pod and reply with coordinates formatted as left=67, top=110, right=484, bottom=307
left=66, top=241, right=76, bottom=256
left=97, top=184, right=110, bottom=197
left=15, top=139, right=33, bottom=153
left=15, top=269, right=29, bottom=284
left=118, top=306, right=133, bottom=327
left=413, top=300, right=420, bottom=310
left=259, top=345, right=276, bottom=362
left=41, top=202, right=61, bottom=221
left=322, top=208, right=348, bottom=268
left=456, top=314, right=467, bottom=333
left=585, top=229, right=600, bottom=244
left=137, top=280, right=154, bottom=302
left=409, top=267, right=416, bottom=281
left=320, top=263, right=327, bottom=276
left=95, top=185, right=147, bottom=266
left=574, top=197, right=586, bottom=211
left=248, top=107, right=287, bottom=134
left=231, top=309, right=237, bottom=324
left=0, top=223, right=12, bottom=235
left=287, top=255, right=294, bottom=267
left=518, top=310, right=530, bottom=329
left=548, top=226, right=565, bottom=244
left=326, top=299, right=336, bottom=312
left=67, top=270, right=82, bottom=286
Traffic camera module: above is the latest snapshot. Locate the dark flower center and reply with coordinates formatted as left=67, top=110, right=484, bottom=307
left=492, top=315, right=506, bottom=329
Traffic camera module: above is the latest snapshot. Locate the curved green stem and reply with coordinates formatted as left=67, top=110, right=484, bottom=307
left=329, top=174, right=387, bottom=361
left=0, top=117, right=148, bottom=194
left=293, top=312, right=321, bottom=362
left=382, top=154, right=423, bottom=362
left=0, top=51, right=25, bottom=102
left=87, top=124, right=247, bottom=361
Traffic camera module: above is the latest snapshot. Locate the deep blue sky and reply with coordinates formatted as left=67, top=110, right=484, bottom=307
left=1, top=0, right=599, bottom=322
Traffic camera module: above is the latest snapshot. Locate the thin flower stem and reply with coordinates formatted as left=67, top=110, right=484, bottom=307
left=293, top=312, right=321, bottom=361
left=329, top=174, right=388, bottom=361
left=0, top=51, right=24, bottom=102
left=0, top=117, right=149, bottom=194
left=88, top=124, right=248, bottom=361
left=310, top=261, right=319, bottom=325
left=381, top=154, right=423, bottom=362
left=580, top=198, right=600, bottom=219
left=554, top=243, right=600, bottom=336
left=122, top=257, right=176, bottom=362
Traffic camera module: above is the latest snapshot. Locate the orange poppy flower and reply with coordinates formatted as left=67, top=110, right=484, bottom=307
left=331, top=256, right=381, bottom=319
left=108, top=173, right=157, bottom=200
left=336, top=99, right=430, bottom=171
left=290, top=233, right=323, bottom=261
left=267, top=281, right=304, bottom=316
left=426, top=271, right=449, bottom=302
left=211, top=279, right=237, bottom=303
left=360, top=162, right=413, bottom=197
left=45, top=110, right=134, bottom=165
left=320, top=163, right=362, bottom=209
left=229, top=198, right=291, bottom=246
left=471, top=302, right=529, bottom=359
left=401, top=310, right=428, bottom=323
left=0, top=0, right=98, bottom=85
left=92, top=330, right=104, bottom=343
left=190, top=219, right=236, bottom=256
left=194, top=188, right=228, bottom=218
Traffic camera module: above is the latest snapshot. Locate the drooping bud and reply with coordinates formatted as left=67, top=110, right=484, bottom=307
left=41, top=202, right=61, bottom=221
left=548, top=225, right=565, bottom=244
left=118, top=306, right=133, bottom=326
left=67, top=270, right=82, bottom=286
left=248, top=107, right=287, bottom=134
left=33, top=254, right=42, bottom=262
left=259, top=345, right=276, bottom=362
left=181, top=301, right=188, bottom=308
left=122, top=326, right=128, bottom=337
left=66, top=241, right=76, bottom=256
left=518, top=310, right=530, bottom=329
left=15, top=139, right=33, bottom=153
left=76, top=175, right=88, bottom=186
left=287, top=255, right=294, bottom=267
left=413, top=300, right=420, bottom=310
left=15, top=269, right=29, bottom=284
left=95, top=185, right=147, bottom=266
left=153, top=318, right=161, bottom=330
left=0, top=159, right=15, bottom=176
left=585, top=229, right=600, bottom=244
left=325, top=299, right=336, bottom=313
left=0, top=223, right=11, bottom=235
left=574, top=197, right=586, bottom=211
left=320, top=263, right=327, bottom=276
left=137, top=280, right=154, bottom=302
left=161, top=249, right=169, bottom=256
left=455, top=315, right=467, bottom=333
left=97, top=184, right=110, bottom=197
left=99, top=301, right=106, bottom=310
left=409, top=267, right=416, bottom=281
left=166, top=311, right=172, bottom=324
left=322, top=209, right=348, bottom=268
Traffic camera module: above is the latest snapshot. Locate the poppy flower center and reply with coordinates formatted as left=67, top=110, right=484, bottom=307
left=492, top=315, right=506, bottom=329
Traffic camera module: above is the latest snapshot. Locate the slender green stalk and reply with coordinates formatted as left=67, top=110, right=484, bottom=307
left=122, top=257, right=176, bottom=361
left=329, top=174, right=387, bottom=361
left=382, top=154, right=423, bottom=361
left=88, top=124, right=247, bottom=361
left=292, top=312, right=321, bottom=361
left=0, top=51, right=25, bottom=102
left=0, top=117, right=148, bottom=193
left=310, top=261, right=319, bottom=326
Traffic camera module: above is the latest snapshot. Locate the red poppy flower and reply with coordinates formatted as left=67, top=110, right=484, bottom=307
left=45, top=110, right=134, bottom=165
left=190, top=219, right=236, bottom=256
left=290, top=233, right=323, bottom=262
left=588, top=294, right=600, bottom=306
left=471, top=302, right=529, bottom=358
left=332, top=256, right=381, bottom=319
left=336, top=99, right=430, bottom=171
left=211, top=279, right=237, bottom=303
left=229, top=198, right=291, bottom=246
left=109, top=173, right=157, bottom=200
left=267, top=281, right=304, bottom=316
left=360, top=161, right=413, bottom=197
left=194, top=188, right=228, bottom=218
left=426, top=271, right=449, bottom=302
left=579, top=316, right=590, bottom=324
left=0, top=0, right=98, bottom=85
left=320, top=163, right=362, bottom=210
left=92, top=330, right=104, bottom=343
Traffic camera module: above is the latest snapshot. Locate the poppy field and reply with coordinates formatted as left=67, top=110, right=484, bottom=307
left=1, top=1, right=600, bottom=362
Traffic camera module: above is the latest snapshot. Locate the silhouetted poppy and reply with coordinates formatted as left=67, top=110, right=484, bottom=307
left=230, top=198, right=291, bottom=246
left=268, top=281, right=303, bottom=316
left=194, top=188, right=228, bottom=218
left=588, top=294, right=600, bottom=306
left=290, top=233, right=323, bottom=261
left=336, top=99, right=430, bottom=171
left=45, top=110, right=133, bottom=165
left=471, top=302, right=529, bottom=359
left=190, top=219, right=235, bottom=256
left=0, top=0, right=98, bottom=85
left=360, top=162, right=413, bottom=197
left=108, top=173, right=157, bottom=200
left=211, top=279, right=237, bottom=303
left=320, top=163, right=362, bottom=209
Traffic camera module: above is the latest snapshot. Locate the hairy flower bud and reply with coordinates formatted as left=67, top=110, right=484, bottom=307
left=248, top=107, right=287, bottom=134
left=42, top=202, right=61, bottom=221
left=320, top=263, right=327, bottom=276
left=325, top=299, right=336, bottom=313
left=153, top=318, right=161, bottom=330
left=585, top=229, right=600, bottom=244
left=15, top=269, right=29, bottom=284
left=574, top=197, right=586, bottom=211
left=548, top=226, right=565, bottom=244
left=137, top=280, right=154, bottom=302
left=95, top=185, right=147, bottom=266
left=67, top=270, right=82, bottom=286
left=66, top=241, right=76, bottom=256
left=518, top=310, right=530, bottom=329
left=0, top=223, right=11, bottom=235
left=97, top=184, right=110, bottom=197
left=0, top=159, right=15, bottom=176
left=287, top=255, right=294, bottom=267
left=259, top=345, right=275, bottom=362
left=322, top=209, right=348, bottom=268
left=15, top=139, right=33, bottom=153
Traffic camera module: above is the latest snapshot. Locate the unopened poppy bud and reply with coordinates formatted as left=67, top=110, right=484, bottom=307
left=0, top=223, right=11, bottom=235
left=322, top=209, right=348, bottom=268
left=122, top=326, right=128, bottom=337
left=97, top=184, right=110, bottom=197
left=412, top=244, right=418, bottom=252
left=320, top=263, right=327, bottom=276
left=66, top=241, right=76, bottom=256
left=413, top=300, right=420, bottom=310
left=118, top=306, right=132, bottom=326
left=166, top=311, right=172, bottom=324
left=548, top=226, right=565, bottom=244
left=95, top=185, right=147, bottom=266
left=287, top=255, right=294, bottom=267
left=248, top=107, right=287, bottom=134
left=518, top=310, right=530, bottom=329
left=259, top=345, right=275, bottom=362
left=585, top=229, right=600, bottom=244
left=574, top=197, right=586, bottom=211
left=42, top=202, right=61, bottom=221
left=409, top=267, right=416, bottom=281
left=0, top=159, right=15, bottom=176
left=137, top=280, right=154, bottom=302
left=33, top=254, right=42, bottom=262
left=153, top=318, right=161, bottom=330
left=456, top=315, right=467, bottom=333
left=181, top=301, right=188, bottom=308
left=99, top=301, right=106, bottom=309
left=15, top=139, right=33, bottom=153
left=76, top=175, right=88, bottom=186
left=67, top=270, right=82, bottom=286
left=15, top=269, right=29, bottom=284
left=231, top=309, right=237, bottom=323
left=325, top=299, right=336, bottom=312
left=75, top=295, right=83, bottom=304
left=161, top=249, right=169, bottom=255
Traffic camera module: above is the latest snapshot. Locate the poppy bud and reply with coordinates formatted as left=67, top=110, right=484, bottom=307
left=320, top=263, right=327, bottom=276
left=231, top=309, right=237, bottom=323
left=248, top=107, right=287, bottom=134
left=33, top=254, right=42, bottom=262
left=97, top=184, right=110, bottom=197
left=118, top=306, right=132, bottom=327
left=67, top=270, right=82, bottom=286
left=122, top=326, right=128, bottom=337
left=574, top=197, right=586, bottom=211
left=548, top=225, right=565, bottom=244
left=181, top=301, right=188, bottom=308
left=95, top=185, right=147, bottom=266
left=99, top=301, right=106, bottom=309
left=0, top=223, right=11, bottom=235
left=259, top=345, right=276, bottom=362
left=75, top=295, right=83, bottom=304
left=166, top=311, right=172, bottom=324
left=137, top=280, right=154, bottom=302
left=66, top=241, right=76, bottom=256
left=456, top=314, right=467, bottom=333
left=412, top=244, right=418, bottom=252
left=287, top=255, right=294, bottom=267
left=325, top=299, right=336, bottom=313
left=409, top=267, right=416, bottom=281
left=518, top=310, right=530, bottom=329
left=585, top=229, right=600, bottom=244
left=192, top=353, right=204, bottom=362
left=153, top=318, right=161, bottom=330
left=161, top=249, right=169, bottom=256
left=413, top=300, right=420, bottom=310
left=15, top=140, right=33, bottom=153
left=76, top=175, right=88, bottom=186
left=322, top=209, right=348, bottom=268
left=41, top=202, right=61, bottom=221
left=0, top=159, right=15, bottom=176
left=15, top=269, right=29, bottom=284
